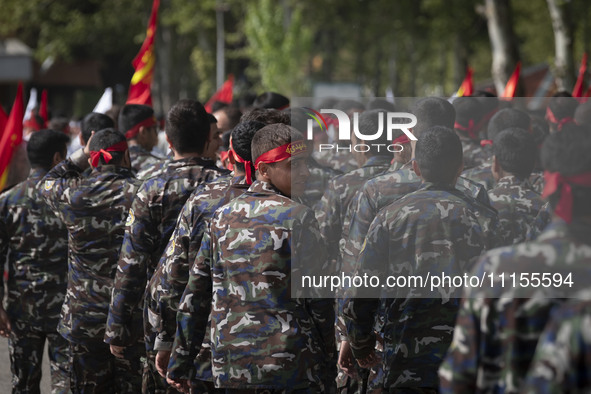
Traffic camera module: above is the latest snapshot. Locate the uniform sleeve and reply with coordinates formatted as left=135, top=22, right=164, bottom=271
left=167, top=224, right=214, bottom=380
left=105, top=180, right=159, bottom=346
left=0, top=193, right=9, bottom=304
left=438, top=297, right=481, bottom=393
left=40, top=150, right=87, bottom=214
left=342, top=210, right=387, bottom=360
left=314, top=179, right=343, bottom=260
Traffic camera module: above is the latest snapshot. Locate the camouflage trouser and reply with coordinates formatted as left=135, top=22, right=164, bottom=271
left=8, top=320, right=70, bottom=394
left=69, top=339, right=143, bottom=394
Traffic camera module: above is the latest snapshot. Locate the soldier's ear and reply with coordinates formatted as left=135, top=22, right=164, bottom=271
left=52, top=151, right=63, bottom=167
left=257, top=162, right=272, bottom=182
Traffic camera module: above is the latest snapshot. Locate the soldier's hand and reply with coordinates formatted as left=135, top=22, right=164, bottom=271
left=166, top=376, right=190, bottom=393
left=338, top=340, right=358, bottom=378
left=0, top=306, right=11, bottom=338
left=109, top=344, right=125, bottom=359
left=356, top=349, right=379, bottom=369
left=83, top=131, right=95, bottom=157
left=155, top=350, right=171, bottom=378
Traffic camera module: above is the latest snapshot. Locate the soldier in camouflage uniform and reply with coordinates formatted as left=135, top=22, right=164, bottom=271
left=344, top=127, right=489, bottom=392
left=167, top=124, right=336, bottom=393
left=439, top=127, right=591, bottom=393
left=487, top=128, right=544, bottom=245
left=526, top=200, right=552, bottom=241
left=461, top=108, right=532, bottom=191
left=452, top=97, right=491, bottom=170
left=522, top=294, right=591, bottom=392
left=118, top=104, right=163, bottom=174
left=105, top=99, right=227, bottom=393
left=41, top=128, right=144, bottom=393
left=146, top=121, right=263, bottom=391
left=0, top=130, right=71, bottom=394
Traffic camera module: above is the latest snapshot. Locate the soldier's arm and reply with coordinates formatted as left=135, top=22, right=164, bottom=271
left=40, top=148, right=89, bottom=210
left=0, top=195, right=11, bottom=337
left=105, top=181, right=159, bottom=346
left=167, top=228, right=214, bottom=381
left=314, top=178, right=343, bottom=259
left=438, top=297, right=481, bottom=393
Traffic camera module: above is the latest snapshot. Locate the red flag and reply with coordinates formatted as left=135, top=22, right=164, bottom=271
left=456, top=67, right=474, bottom=97
left=127, top=0, right=160, bottom=106
left=502, top=61, right=521, bottom=98
left=0, top=104, right=7, bottom=134
left=0, top=83, right=24, bottom=190
left=40, top=89, right=49, bottom=127
left=572, top=53, right=588, bottom=98
left=205, top=74, right=234, bottom=113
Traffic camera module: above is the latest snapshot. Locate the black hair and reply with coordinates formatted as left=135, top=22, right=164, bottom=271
left=335, top=99, right=365, bottom=113
left=27, top=129, right=70, bottom=171
left=452, top=97, right=486, bottom=138
left=356, top=110, right=394, bottom=156
left=87, top=128, right=127, bottom=166
left=411, top=97, right=455, bottom=137
left=118, top=104, right=154, bottom=137
left=208, top=113, right=217, bottom=124
left=547, top=94, right=578, bottom=123
left=216, top=106, right=242, bottom=129
left=368, top=99, right=396, bottom=112
left=415, top=126, right=463, bottom=184
left=541, top=126, right=591, bottom=216
left=487, top=108, right=531, bottom=140
left=81, top=112, right=115, bottom=144
left=231, top=121, right=266, bottom=173
left=48, top=117, right=70, bottom=134
left=240, top=108, right=291, bottom=125
left=251, top=124, right=304, bottom=164
left=493, top=128, right=536, bottom=179
left=211, top=101, right=229, bottom=113
left=253, top=92, right=290, bottom=109
left=165, top=99, right=210, bottom=154
left=221, top=130, right=231, bottom=150
left=574, top=100, right=591, bottom=126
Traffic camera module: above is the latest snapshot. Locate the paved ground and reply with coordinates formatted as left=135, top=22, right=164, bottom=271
left=0, top=337, right=51, bottom=393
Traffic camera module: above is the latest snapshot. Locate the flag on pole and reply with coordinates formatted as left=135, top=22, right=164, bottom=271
left=502, top=61, right=521, bottom=98
left=40, top=89, right=49, bottom=127
left=205, top=74, right=234, bottom=113
left=456, top=67, right=474, bottom=97
left=93, top=87, right=113, bottom=114
left=127, top=0, right=160, bottom=106
left=0, top=83, right=24, bottom=190
left=572, top=53, right=588, bottom=98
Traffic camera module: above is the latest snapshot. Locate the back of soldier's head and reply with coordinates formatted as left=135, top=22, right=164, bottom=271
left=356, top=110, right=393, bottom=156
left=547, top=93, right=578, bottom=129
left=575, top=101, right=591, bottom=126
left=48, top=117, right=70, bottom=134
left=493, top=128, right=536, bottom=179
left=231, top=121, right=265, bottom=173
left=27, top=129, right=70, bottom=171
left=81, top=112, right=115, bottom=144
left=415, top=126, right=463, bottom=184
left=251, top=123, right=304, bottom=164
left=165, top=99, right=210, bottom=154
left=541, top=126, right=591, bottom=217
left=335, top=99, right=365, bottom=114
left=88, top=128, right=127, bottom=166
left=241, top=108, right=290, bottom=125
left=453, top=97, right=486, bottom=138
left=411, top=97, right=455, bottom=138
left=216, top=106, right=242, bottom=129
left=118, top=104, right=154, bottom=139
left=253, top=92, right=290, bottom=110
left=487, top=108, right=531, bottom=140
left=368, top=99, right=396, bottom=112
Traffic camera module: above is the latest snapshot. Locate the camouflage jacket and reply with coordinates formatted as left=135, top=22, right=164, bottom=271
left=129, top=144, right=163, bottom=175
left=461, top=139, right=491, bottom=170
left=461, top=160, right=494, bottom=191
left=0, top=168, right=68, bottom=330
left=342, top=165, right=499, bottom=278
left=343, top=182, right=489, bottom=389
left=315, top=155, right=392, bottom=263
left=41, top=150, right=142, bottom=343
left=439, top=219, right=591, bottom=393
left=105, top=157, right=227, bottom=346
left=526, top=201, right=552, bottom=241
left=148, top=174, right=249, bottom=351
left=522, top=296, right=591, bottom=393
left=167, top=181, right=336, bottom=390
left=302, top=157, right=341, bottom=209
left=136, top=158, right=171, bottom=181
left=312, top=150, right=359, bottom=173
left=488, top=175, right=544, bottom=245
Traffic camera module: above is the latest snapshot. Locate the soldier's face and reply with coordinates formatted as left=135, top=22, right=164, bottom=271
left=203, top=123, right=222, bottom=160
left=265, top=156, right=309, bottom=198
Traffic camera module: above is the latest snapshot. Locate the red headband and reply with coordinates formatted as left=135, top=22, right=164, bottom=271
left=229, top=137, right=253, bottom=185
left=125, top=116, right=157, bottom=140
left=454, top=108, right=497, bottom=141
left=392, top=134, right=411, bottom=146
left=220, top=151, right=234, bottom=171
left=254, top=140, right=307, bottom=170
left=542, top=170, right=591, bottom=223
left=90, top=140, right=129, bottom=167
left=480, top=139, right=493, bottom=147
left=546, top=107, right=575, bottom=131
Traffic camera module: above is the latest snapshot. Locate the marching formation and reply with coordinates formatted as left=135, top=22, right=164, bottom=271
left=1, top=91, right=591, bottom=394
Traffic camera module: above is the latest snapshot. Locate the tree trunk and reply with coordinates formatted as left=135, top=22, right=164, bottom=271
left=484, top=0, right=520, bottom=95
left=546, top=0, right=575, bottom=91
